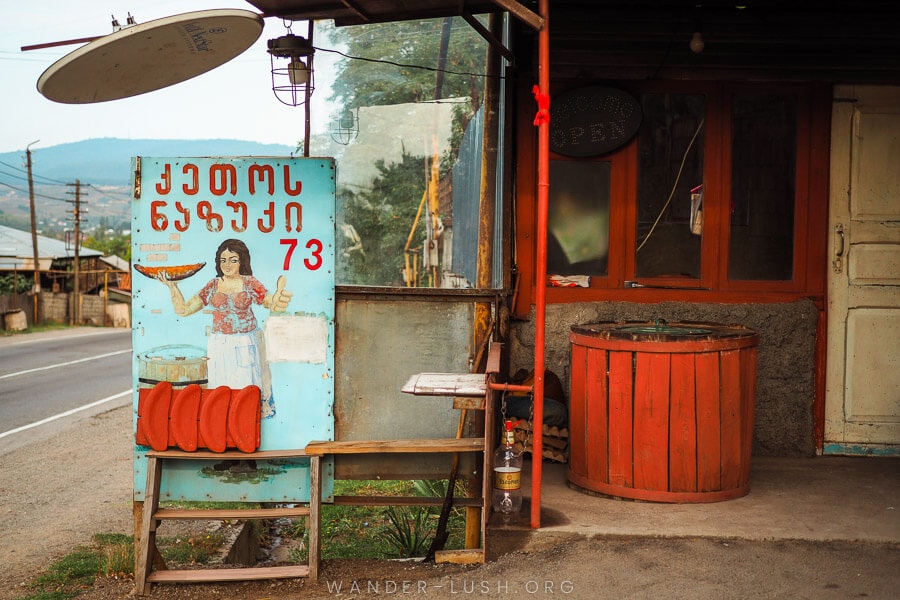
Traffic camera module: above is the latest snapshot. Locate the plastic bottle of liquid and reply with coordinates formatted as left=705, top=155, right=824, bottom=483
left=492, top=420, right=523, bottom=515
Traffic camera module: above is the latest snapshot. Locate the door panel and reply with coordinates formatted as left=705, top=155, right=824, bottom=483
left=826, top=85, right=900, bottom=455
left=845, top=309, right=900, bottom=424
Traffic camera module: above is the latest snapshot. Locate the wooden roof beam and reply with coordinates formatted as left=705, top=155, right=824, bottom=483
left=338, top=0, right=372, bottom=23
left=462, top=11, right=515, bottom=64
left=489, top=0, right=543, bottom=30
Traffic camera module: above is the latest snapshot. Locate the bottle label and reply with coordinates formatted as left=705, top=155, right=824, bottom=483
left=494, top=467, right=521, bottom=491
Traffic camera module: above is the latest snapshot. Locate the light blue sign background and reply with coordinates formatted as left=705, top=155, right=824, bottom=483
left=131, top=156, right=335, bottom=502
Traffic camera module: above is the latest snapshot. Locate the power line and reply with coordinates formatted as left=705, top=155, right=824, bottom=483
left=314, top=46, right=499, bottom=79
left=0, top=180, right=71, bottom=203
left=0, top=159, right=70, bottom=185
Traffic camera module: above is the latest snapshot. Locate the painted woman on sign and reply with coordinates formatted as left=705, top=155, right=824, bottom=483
left=158, top=238, right=292, bottom=418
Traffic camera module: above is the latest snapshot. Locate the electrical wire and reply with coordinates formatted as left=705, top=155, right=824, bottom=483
left=0, top=159, right=70, bottom=185
left=0, top=180, right=71, bottom=202
left=636, top=118, right=704, bottom=253
left=314, top=46, right=498, bottom=79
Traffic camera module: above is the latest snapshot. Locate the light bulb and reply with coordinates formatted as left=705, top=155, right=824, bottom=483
left=690, top=31, right=705, bottom=54
left=288, top=58, right=310, bottom=85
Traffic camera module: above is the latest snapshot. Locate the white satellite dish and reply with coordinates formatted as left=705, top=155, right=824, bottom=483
left=36, top=9, right=264, bottom=104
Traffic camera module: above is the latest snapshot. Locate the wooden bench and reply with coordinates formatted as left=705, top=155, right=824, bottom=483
left=136, top=344, right=504, bottom=594
left=303, top=344, right=501, bottom=565
left=135, top=449, right=321, bottom=596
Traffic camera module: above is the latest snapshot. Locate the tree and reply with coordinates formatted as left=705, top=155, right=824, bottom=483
left=83, top=234, right=131, bottom=262
left=0, top=273, right=33, bottom=295
left=323, top=18, right=487, bottom=116
left=337, top=152, right=428, bottom=286
left=322, top=17, right=489, bottom=286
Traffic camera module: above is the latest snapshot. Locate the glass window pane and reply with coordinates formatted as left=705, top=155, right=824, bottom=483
left=636, top=93, right=706, bottom=279
left=729, top=94, right=796, bottom=281
left=311, top=18, right=491, bottom=287
left=548, top=160, right=610, bottom=276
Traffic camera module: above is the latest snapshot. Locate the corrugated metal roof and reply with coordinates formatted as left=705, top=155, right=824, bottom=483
left=0, top=224, right=102, bottom=270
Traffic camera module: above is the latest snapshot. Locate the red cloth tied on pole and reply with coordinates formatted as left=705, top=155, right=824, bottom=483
left=532, top=84, right=550, bottom=126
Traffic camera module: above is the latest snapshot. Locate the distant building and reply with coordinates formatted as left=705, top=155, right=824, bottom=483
left=0, top=223, right=125, bottom=294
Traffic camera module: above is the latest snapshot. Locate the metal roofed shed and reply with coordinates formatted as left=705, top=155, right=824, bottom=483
left=0, top=224, right=102, bottom=270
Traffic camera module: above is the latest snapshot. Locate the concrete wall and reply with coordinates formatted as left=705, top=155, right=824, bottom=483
left=509, top=299, right=818, bottom=457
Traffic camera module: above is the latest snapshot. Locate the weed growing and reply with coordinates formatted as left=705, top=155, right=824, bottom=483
left=20, top=533, right=133, bottom=600
left=16, top=481, right=470, bottom=599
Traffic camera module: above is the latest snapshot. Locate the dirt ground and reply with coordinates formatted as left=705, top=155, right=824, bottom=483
left=2, top=404, right=899, bottom=600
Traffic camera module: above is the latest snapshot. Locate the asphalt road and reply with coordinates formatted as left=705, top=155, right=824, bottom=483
left=0, top=327, right=132, bottom=454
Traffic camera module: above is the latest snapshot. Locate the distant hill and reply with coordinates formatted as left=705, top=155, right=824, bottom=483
left=0, top=138, right=299, bottom=186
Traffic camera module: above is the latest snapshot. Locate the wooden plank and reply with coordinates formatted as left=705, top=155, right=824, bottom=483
left=485, top=342, right=502, bottom=374
left=719, top=349, right=743, bottom=491
left=669, top=353, right=698, bottom=492
left=332, top=495, right=482, bottom=507
left=305, top=438, right=484, bottom=455
left=607, top=351, right=634, bottom=488
left=155, top=507, right=310, bottom=520
left=135, top=455, right=162, bottom=596
left=585, top=347, right=609, bottom=485
left=146, top=449, right=309, bottom=460
left=401, top=373, right=487, bottom=397
left=567, top=342, right=588, bottom=479
left=632, top=352, right=670, bottom=493
left=308, top=455, right=320, bottom=583
left=696, top=352, right=722, bottom=492
left=453, top=396, right=486, bottom=411
left=148, top=565, right=309, bottom=583
left=435, top=548, right=485, bottom=565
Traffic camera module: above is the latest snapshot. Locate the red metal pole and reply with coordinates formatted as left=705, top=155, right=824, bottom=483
left=531, top=0, right=550, bottom=529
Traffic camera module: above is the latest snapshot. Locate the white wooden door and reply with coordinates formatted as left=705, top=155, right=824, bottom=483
left=825, top=85, right=900, bottom=455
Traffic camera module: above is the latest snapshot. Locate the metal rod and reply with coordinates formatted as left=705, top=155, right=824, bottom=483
left=303, top=21, right=313, bottom=156
left=21, top=36, right=100, bottom=51
left=531, top=0, right=550, bottom=530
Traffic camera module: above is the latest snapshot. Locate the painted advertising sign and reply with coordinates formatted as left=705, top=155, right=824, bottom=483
left=131, top=156, right=335, bottom=502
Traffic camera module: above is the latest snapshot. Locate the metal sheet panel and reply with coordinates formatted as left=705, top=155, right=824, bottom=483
left=131, top=156, right=336, bottom=502
left=334, top=296, right=477, bottom=478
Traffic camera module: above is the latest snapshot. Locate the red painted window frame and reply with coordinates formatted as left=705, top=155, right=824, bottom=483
left=512, top=80, right=831, bottom=316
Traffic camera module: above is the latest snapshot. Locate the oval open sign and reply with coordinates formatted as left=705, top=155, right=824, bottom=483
left=550, top=86, right=642, bottom=157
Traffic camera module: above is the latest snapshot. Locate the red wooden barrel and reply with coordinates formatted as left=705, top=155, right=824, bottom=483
left=567, top=321, right=759, bottom=503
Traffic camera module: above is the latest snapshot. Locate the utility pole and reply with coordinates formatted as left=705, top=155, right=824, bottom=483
left=66, top=180, right=86, bottom=325
left=26, top=140, right=40, bottom=324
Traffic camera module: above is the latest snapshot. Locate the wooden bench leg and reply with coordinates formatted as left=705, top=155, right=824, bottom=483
left=308, top=455, right=321, bottom=582
left=135, top=455, right=162, bottom=596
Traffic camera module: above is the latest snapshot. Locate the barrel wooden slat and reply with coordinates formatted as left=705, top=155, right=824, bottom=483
left=567, top=321, right=758, bottom=503
left=568, top=343, right=588, bottom=478
left=585, top=347, right=608, bottom=485
left=669, top=353, right=698, bottom=493
left=719, top=349, right=743, bottom=491
left=633, top=352, right=670, bottom=493
left=695, top=352, right=723, bottom=493
left=607, top=350, right=634, bottom=488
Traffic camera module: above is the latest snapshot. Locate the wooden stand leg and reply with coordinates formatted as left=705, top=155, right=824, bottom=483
left=135, top=455, right=162, bottom=596
left=308, top=456, right=321, bottom=582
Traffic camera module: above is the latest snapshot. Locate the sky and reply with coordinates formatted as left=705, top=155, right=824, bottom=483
left=0, top=0, right=340, bottom=154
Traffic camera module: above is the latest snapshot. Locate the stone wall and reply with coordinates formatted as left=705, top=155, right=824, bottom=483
left=1, top=292, right=131, bottom=327
left=509, top=299, right=818, bottom=457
